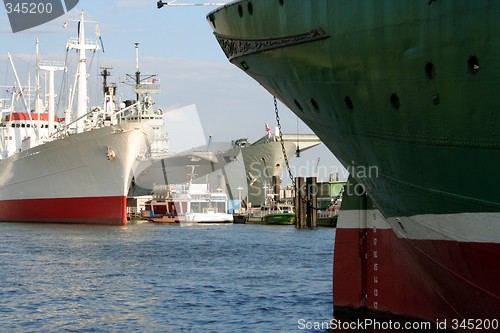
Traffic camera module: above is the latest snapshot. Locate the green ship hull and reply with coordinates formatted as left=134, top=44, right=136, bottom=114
left=209, top=0, right=500, bottom=217
left=208, top=0, right=500, bottom=330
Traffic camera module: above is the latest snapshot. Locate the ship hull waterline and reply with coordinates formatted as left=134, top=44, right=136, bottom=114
left=208, top=0, right=500, bottom=330
left=0, top=123, right=154, bottom=226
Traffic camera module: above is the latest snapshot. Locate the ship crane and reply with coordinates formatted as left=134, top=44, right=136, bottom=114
left=157, top=0, right=225, bottom=8
left=313, top=157, right=321, bottom=177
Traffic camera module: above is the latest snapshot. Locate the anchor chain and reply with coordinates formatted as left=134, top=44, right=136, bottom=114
left=273, top=96, right=319, bottom=210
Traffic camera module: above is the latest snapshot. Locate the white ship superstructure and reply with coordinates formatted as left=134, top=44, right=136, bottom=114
left=120, top=43, right=169, bottom=160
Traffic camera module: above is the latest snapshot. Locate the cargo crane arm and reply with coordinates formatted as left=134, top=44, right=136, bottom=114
left=313, top=157, right=320, bottom=177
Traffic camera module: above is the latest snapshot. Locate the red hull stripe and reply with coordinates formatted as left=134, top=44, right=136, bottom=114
left=0, top=196, right=127, bottom=225
left=2, top=112, right=62, bottom=122
left=334, top=227, right=500, bottom=331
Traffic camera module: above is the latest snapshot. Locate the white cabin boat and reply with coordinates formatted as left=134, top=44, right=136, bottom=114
left=141, top=184, right=233, bottom=225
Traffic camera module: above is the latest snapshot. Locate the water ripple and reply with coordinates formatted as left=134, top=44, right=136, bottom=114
left=0, top=223, right=334, bottom=332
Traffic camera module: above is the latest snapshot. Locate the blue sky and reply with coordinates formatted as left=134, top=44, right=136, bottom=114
left=0, top=0, right=347, bottom=184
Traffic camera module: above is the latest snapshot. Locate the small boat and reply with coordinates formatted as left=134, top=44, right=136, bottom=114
left=141, top=183, right=233, bottom=225
left=317, top=204, right=340, bottom=227
left=246, top=202, right=295, bottom=225
left=246, top=183, right=295, bottom=225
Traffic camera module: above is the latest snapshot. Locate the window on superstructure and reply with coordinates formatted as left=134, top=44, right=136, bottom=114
left=154, top=204, right=167, bottom=215
left=191, top=202, right=201, bottom=213
left=21, top=123, right=25, bottom=128
left=216, top=202, right=226, bottom=213
left=44, top=125, right=48, bottom=128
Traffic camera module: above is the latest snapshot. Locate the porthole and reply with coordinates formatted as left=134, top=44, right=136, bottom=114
left=345, top=96, right=354, bottom=110
left=311, top=99, right=319, bottom=112
left=468, top=56, right=479, bottom=75
left=238, top=4, right=243, bottom=18
left=294, top=99, right=303, bottom=112
left=390, top=94, right=401, bottom=110
left=425, top=62, right=435, bottom=80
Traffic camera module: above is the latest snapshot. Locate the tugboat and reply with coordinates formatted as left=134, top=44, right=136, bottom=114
left=246, top=183, right=295, bottom=225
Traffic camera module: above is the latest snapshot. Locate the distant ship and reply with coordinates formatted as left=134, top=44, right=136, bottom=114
left=117, top=44, right=320, bottom=209
left=0, top=12, right=154, bottom=225
left=131, top=129, right=321, bottom=208
left=236, top=132, right=320, bottom=207
left=208, top=0, right=500, bottom=330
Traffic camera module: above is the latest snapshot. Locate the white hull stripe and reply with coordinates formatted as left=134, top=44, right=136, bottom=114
left=338, top=209, right=500, bottom=243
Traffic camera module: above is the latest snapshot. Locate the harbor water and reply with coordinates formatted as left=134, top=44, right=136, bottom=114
left=0, top=222, right=334, bottom=332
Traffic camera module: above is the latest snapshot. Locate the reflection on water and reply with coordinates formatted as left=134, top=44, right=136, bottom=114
left=0, top=223, right=334, bottom=332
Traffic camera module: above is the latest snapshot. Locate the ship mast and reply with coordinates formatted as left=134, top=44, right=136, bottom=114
left=126, top=43, right=160, bottom=117
left=39, top=54, right=65, bottom=137
left=66, top=11, right=100, bottom=133
left=135, top=42, right=141, bottom=115
left=35, top=38, right=42, bottom=134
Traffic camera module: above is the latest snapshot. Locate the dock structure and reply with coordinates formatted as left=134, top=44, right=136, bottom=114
left=295, top=177, right=307, bottom=228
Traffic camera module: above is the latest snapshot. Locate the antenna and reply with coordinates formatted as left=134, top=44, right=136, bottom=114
left=100, top=66, right=113, bottom=96
left=157, top=0, right=225, bottom=8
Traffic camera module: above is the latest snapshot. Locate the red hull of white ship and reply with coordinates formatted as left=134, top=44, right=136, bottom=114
left=0, top=196, right=128, bottom=225
left=0, top=123, right=154, bottom=226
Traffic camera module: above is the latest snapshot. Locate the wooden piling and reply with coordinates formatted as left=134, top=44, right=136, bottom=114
left=295, top=177, right=307, bottom=228
left=272, top=175, right=281, bottom=202
left=306, top=177, right=317, bottom=228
